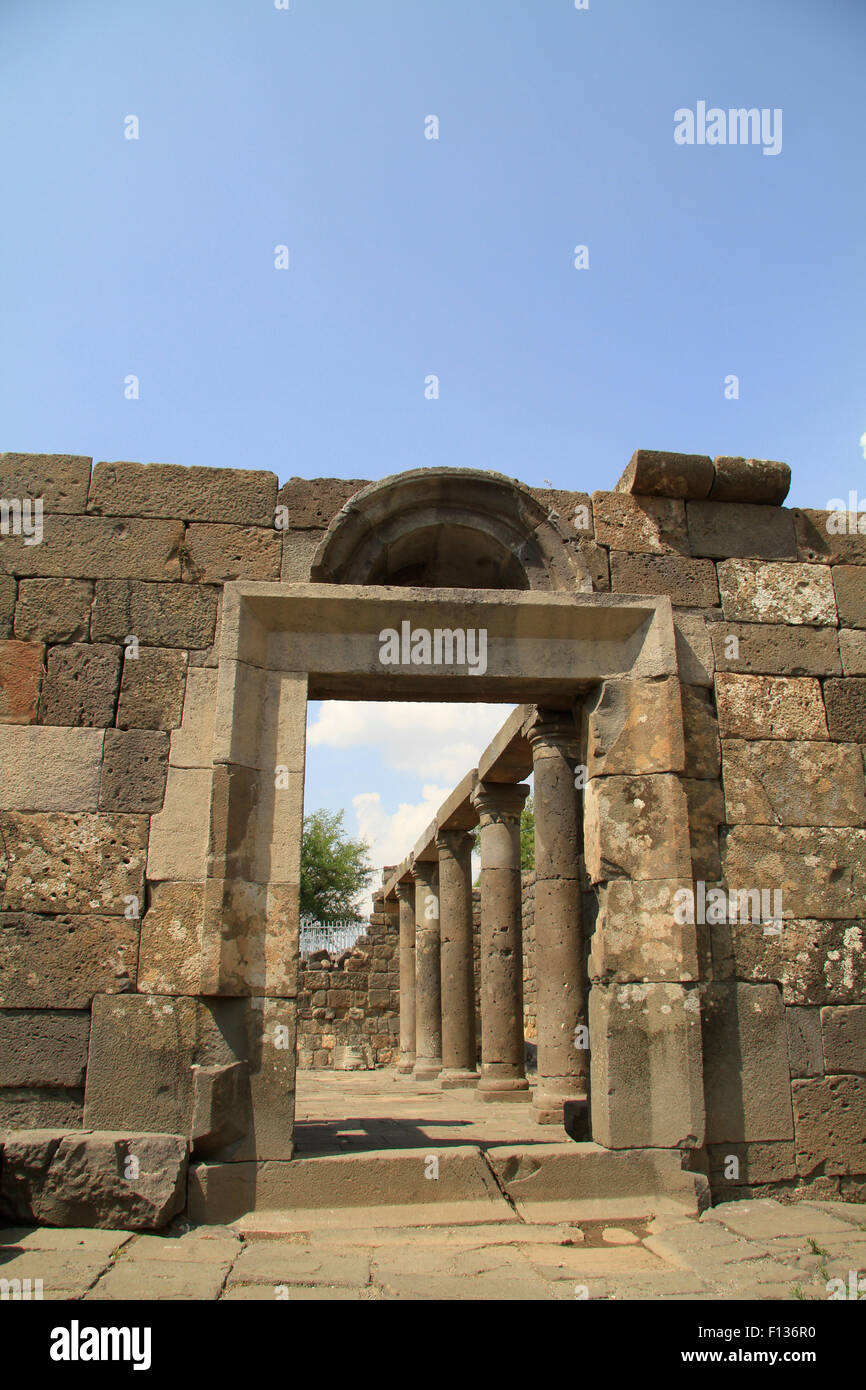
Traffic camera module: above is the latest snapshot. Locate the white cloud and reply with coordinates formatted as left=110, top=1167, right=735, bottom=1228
left=307, top=701, right=513, bottom=784
left=860, top=431, right=866, bottom=461
left=351, top=784, right=450, bottom=915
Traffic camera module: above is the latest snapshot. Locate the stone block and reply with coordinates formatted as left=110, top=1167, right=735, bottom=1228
left=87, top=460, right=278, bottom=525
left=588, top=878, right=706, bottom=983
left=0, top=575, right=15, bottom=636
left=575, top=538, right=609, bottom=590
left=793, top=1076, right=866, bottom=1176
left=39, top=643, right=121, bottom=727
left=701, top=983, right=793, bottom=1143
left=0, top=726, right=104, bottom=810
left=712, top=918, right=865, bottom=1005
left=614, top=449, right=714, bottom=500
left=169, top=667, right=217, bottom=768
left=280, top=530, right=322, bottom=582
left=714, top=673, right=828, bottom=740
left=839, top=629, right=866, bottom=676
left=191, top=1062, right=248, bottom=1155
left=584, top=774, right=692, bottom=882
left=183, top=524, right=281, bottom=582
left=717, top=560, right=837, bottom=626
left=0, top=515, right=184, bottom=579
left=786, top=1007, right=824, bottom=1079
left=0, top=1129, right=188, bottom=1230
left=0, top=913, right=139, bottom=1008
left=276, top=476, right=369, bottom=529
left=823, top=678, right=866, bottom=742
left=585, top=677, right=685, bottom=777
left=821, top=1006, right=866, bottom=1074
left=83, top=994, right=198, bottom=1133
left=686, top=502, right=797, bottom=560
left=591, top=493, right=688, bottom=554
left=91, top=579, right=219, bottom=648
left=0, top=453, right=92, bottom=511
left=673, top=610, right=715, bottom=686
left=98, top=729, right=169, bottom=813
left=609, top=552, right=718, bottom=606
left=0, top=1090, right=83, bottom=1129
left=830, top=566, right=866, bottom=628
left=681, top=685, right=720, bottom=778
left=793, top=508, right=866, bottom=565
left=721, top=825, right=866, bottom=920
left=710, top=621, right=840, bottom=677
left=14, top=579, right=92, bottom=642
left=683, top=778, right=724, bottom=878
left=588, top=983, right=705, bottom=1148
left=137, top=883, right=203, bottom=994
left=706, top=1141, right=796, bottom=1188
left=721, top=739, right=866, bottom=826
left=116, top=646, right=187, bottom=730
left=0, top=1010, right=90, bottom=1087
left=708, top=457, right=791, bottom=506
left=146, top=766, right=212, bottom=881
left=199, top=879, right=298, bottom=997
left=0, top=812, right=147, bottom=914
left=0, top=640, right=43, bottom=723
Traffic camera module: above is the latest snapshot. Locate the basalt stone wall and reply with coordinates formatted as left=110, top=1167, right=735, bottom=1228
left=295, top=909, right=399, bottom=1069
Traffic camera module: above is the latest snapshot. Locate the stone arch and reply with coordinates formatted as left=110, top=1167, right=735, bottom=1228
left=310, top=467, right=592, bottom=592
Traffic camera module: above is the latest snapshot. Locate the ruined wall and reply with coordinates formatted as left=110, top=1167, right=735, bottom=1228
left=295, top=909, right=399, bottom=1069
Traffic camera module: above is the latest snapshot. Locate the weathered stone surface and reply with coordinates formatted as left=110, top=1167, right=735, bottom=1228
left=0, top=1010, right=90, bottom=1087
left=710, top=621, right=840, bottom=676
left=0, top=516, right=184, bottom=579
left=39, top=643, right=121, bottom=727
left=0, top=453, right=92, bottom=512
left=200, top=879, right=299, bottom=997
left=793, top=1076, right=866, bottom=1176
left=91, top=579, right=219, bottom=649
left=682, top=778, right=724, bottom=879
left=717, top=560, right=837, bottom=626
left=681, top=685, right=720, bottom=778
left=674, top=610, right=715, bottom=686
left=721, top=825, right=866, bottom=920
left=830, top=565, right=866, bottom=628
left=116, top=646, right=187, bottom=731
left=609, top=553, right=718, bottom=606
left=183, top=524, right=281, bottom=582
left=276, top=476, right=369, bottom=529
left=0, top=913, right=139, bottom=1007
left=591, top=493, right=688, bottom=554
left=0, top=812, right=147, bottom=914
left=823, top=678, right=866, bottom=742
left=146, top=766, right=211, bottom=882
left=137, top=882, right=203, bottom=994
left=0, top=727, right=104, bottom=810
left=721, top=739, right=866, bottom=826
left=169, top=667, right=217, bottom=768
left=839, top=628, right=866, bottom=676
left=191, top=1063, right=248, bottom=1155
left=686, top=502, right=796, bottom=560
left=588, top=878, right=706, bottom=983
left=0, top=1090, right=83, bottom=1129
left=84, top=995, right=198, bottom=1134
left=0, top=640, right=43, bottom=723
left=14, top=579, right=92, bottom=642
left=575, top=538, right=609, bottom=591
left=714, top=673, right=828, bottom=740
left=709, top=457, right=791, bottom=506
left=786, top=1007, right=824, bottom=1078
left=88, top=461, right=278, bottom=526
left=585, top=678, right=684, bottom=777
left=614, top=450, right=714, bottom=501
left=280, top=530, right=322, bottom=582
left=589, top=983, right=705, bottom=1148
left=0, top=1129, right=188, bottom=1230
left=584, top=774, right=692, bottom=882
left=98, top=729, right=169, bottom=813
left=0, top=575, right=15, bottom=636
left=821, top=1006, right=866, bottom=1074
left=712, top=918, right=865, bottom=1005
left=794, top=508, right=866, bottom=565
left=701, top=983, right=793, bottom=1143
left=706, top=1142, right=796, bottom=1188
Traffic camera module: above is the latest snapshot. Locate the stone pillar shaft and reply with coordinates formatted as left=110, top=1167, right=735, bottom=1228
left=395, top=882, right=416, bottom=1075
left=470, top=780, right=530, bottom=1101
left=436, top=828, right=478, bottom=1087
left=528, top=710, right=587, bottom=1123
left=412, top=861, right=442, bottom=1080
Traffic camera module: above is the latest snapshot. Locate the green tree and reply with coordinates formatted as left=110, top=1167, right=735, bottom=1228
left=300, top=808, right=375, bottom=919
left=472, top=794, right=535, bottom=878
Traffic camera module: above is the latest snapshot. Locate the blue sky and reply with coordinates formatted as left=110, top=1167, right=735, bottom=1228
left=2, top=0, right=864, bottom=904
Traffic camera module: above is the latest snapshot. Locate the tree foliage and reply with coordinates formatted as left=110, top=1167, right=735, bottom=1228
left=300, top=808, right=375, bottom=919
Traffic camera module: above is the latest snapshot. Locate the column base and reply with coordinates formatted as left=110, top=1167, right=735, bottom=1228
left=439, top=1068, right=479, bottom=1089
left=413, top=1060, right=442, bottom=1081
left=395, top=1058, right=416, bottom=1076
left=478, top=1077, right=531, bottom=1103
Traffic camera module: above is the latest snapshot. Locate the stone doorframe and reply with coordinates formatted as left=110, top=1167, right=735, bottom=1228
left=197, top=579, right=706, bottom=1164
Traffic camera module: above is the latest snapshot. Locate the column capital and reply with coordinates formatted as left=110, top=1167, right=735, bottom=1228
left=395, top=879, right=415, bottom=904
left=411, top=858, right=438, bottom=887
left=470, top=780, right=529, bottom=824
left=525, top=707, right=579, bottom=752
left=435, top=826, right=475, bottom=858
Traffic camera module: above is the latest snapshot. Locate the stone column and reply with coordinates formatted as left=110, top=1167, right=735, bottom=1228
left=470, top=781, right=530, bottom=1102
left=436, top=829, right=478, bottom=1088
left=412, top=860, right=442, bottom=1080
left=395, top=881, right=416, bottom=1076
left=527, top=710, right=587, bottom=1124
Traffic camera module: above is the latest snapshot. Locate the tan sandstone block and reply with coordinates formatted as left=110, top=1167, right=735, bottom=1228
left=0, top=640, right=43, bottom=723
left=839, top=629, right=866, bottom=676
left=183, top=524, right=281, bottom=582
left=91, top=579, right=219, bottom=649
left=585, top=677, right=685, bottom=777
left=116, top=646, right=187, bottom=731
left=14, top=579, right=93, bottom=642
left=588, top=878, right=706, bottom=983
left=0, top=452, right=92, bottom=511
left=584, top=774, right=692, bottom=883
left=721, top=739, right=866, bottom=826
left=0, top=913, right=139, bottom=1007
left=211, top=664, right=306, bottom=771
left=0, top=812, right=147, bottom=913
left=710, top=621, right=841, bottom=676
left=717, top=559, right=837, bottom=626
left=0, top=515, right=184, bottom=579
left=87, top=461, right=277, bottom=525
left=0, top=726, right=104, bottom=810
left=146, top=767, right=212, bottom=882
left=170, top=667, right=218, bottom=768
left=591, top=493, right=688, bottom=555
left=199, top=879, right=298, bottom=996
left=714, top=673, right=828, bottom=740
left=137, top=882, right=204, bottom=995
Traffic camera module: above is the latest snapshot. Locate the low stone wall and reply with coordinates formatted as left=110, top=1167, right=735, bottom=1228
left=295, top=909, right=399, bottom=1069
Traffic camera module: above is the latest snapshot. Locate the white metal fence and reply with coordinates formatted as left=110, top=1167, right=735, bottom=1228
left=299, top=917, right=367, bottom=959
